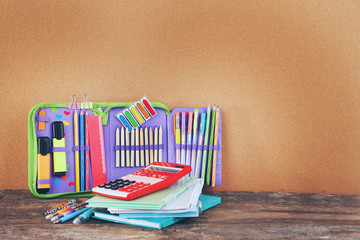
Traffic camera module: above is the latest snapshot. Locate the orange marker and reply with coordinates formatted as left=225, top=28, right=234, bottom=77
left=37, top=137, right=51, bottom=193
left=38, top=109, right=46, bottom=130
left=136, top=102, right=150, bottom=120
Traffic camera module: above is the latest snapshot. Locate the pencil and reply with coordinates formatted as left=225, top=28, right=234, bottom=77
left=144, top=127, right=149, bottom=165
left=115, top=127, right=120, bottom=167
left=120, top=126, right=125, bottom=167
left=125, top=127, right=130, bottom=167
left=140, top=127, right=145, bottom=166
left=159, top=126, right=163, bottom=162
left=149, top=127, right=154, bottom=163
left=130, top=129, right=135, bottom=167
left=85, top=110, right=90, bottom=190
left=154, top=126, right=158, bottom=162
left=135, top=127, right=140, bottom=166
left=211, top=107, right=220, bottom=187
left=74, top=108, right=80, bottom=192
left=79, top=111, right=85, bottom=191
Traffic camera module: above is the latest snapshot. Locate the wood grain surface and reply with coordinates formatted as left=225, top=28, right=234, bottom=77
left=1, top=190, right=360, bottom=239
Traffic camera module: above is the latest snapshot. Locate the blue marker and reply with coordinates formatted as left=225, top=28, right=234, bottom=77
left=119, top=114, right=132, bottom=131
left=79, top=111, right=85, bottom=191
left=54, top=207, right=90, bottom=224
left=194, top=113, right=206, bottom=178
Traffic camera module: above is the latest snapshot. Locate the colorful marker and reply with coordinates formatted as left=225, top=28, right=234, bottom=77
left=37, top=137, right=51, bottom=193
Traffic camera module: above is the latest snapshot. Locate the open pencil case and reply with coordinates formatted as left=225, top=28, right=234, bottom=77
left=28, top=101, right=222, bottom=198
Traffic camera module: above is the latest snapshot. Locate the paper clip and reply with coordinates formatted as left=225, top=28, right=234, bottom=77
left=68, top=95, right=80, bottom=109
left=81, top=94, right=93, bottom=109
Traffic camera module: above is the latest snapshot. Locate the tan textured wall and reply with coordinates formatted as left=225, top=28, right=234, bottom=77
left=1, top=1, right=360, bottom=194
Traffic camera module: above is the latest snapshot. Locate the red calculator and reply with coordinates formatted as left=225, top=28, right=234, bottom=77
left=92, top=162, right=191, bottom=200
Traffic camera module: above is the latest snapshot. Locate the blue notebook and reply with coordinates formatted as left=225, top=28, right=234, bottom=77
left=92, top=194, right=221, bottom=229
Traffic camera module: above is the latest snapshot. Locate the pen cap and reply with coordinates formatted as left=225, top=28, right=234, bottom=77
left=52, top=121, right=64, bottom=140
left=38, top=137, right=51, bottom=155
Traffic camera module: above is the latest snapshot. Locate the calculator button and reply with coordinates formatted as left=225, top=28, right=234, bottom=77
left=104, top=185, right=111, bottom=189
left=117, top=184, right=124, bottom=188
left=111, top=186, right=119, bottom=190
left=123, top=182, right=130, bottom=186
left=129, top=180, right=136, bottom=184
left=98, top=184, right=105, bottom=188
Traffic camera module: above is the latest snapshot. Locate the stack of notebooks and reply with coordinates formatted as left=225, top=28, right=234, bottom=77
left=86, top=177, right=221, bottom=229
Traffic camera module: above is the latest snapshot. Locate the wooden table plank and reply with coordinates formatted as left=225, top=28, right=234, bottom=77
left=1, top=190, right=360, bottom=239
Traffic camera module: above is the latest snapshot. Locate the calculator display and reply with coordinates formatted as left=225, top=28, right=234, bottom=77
left=145, top=165, right=181, bottom=173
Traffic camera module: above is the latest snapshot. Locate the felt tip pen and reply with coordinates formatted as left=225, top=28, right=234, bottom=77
left=51, top=205, right=86, bottom=222
left=206, top=105, right=217, bottom=185
left=174, top=112, right=181, bottom=164
left=181, top=112, right=186, bottom=165
left=191, top=109, right=199, bottom=176
left=195, top=113, right=206, bottom=178
left=201, top=105, right=212, bottom=181
left=54, top=207, right=90, bottom=224
left=186, top=112, right=193, bottom=167
left=73, top=207, right=95, bottom=224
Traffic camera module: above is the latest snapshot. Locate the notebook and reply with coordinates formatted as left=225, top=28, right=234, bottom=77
left=108, top=178, right=204, bottom=216
left=86, top=177, right=197, bottom=210
left=115, top=194, right=219, bottom=218
left=92, top=195, right=221, bottom=229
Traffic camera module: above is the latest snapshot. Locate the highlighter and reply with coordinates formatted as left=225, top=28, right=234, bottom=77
left=37, top=137, right=51, bottom=193
left=52, top=121, right=67, bottom=176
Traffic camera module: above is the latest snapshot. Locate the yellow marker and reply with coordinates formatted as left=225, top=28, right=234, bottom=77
left=52, top=122, right=67, bottom=176
left=131, top=107, right=145, bottom=124
left=74, top=109, right=80, bottom=192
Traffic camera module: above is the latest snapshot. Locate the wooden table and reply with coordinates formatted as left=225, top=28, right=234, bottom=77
left=1, top=190, right=360, bottom=239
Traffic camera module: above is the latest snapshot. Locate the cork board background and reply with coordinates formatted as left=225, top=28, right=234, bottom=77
left=1, top=1, right=360, bottom=194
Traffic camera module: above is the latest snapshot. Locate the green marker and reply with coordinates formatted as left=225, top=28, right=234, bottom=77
left=205, top=105, right=217, bottom=185
left=124, top=110, right=139, bottom=128
left=201, top=105, right=212, bottom=181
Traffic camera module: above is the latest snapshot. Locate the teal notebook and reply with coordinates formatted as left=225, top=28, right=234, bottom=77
left=92, top=194, right=221, bottom=229
left=87, top=177, right=197, bottom=210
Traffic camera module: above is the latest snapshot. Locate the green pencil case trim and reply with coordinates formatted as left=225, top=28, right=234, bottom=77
left=28, top=102, right=170, bottom=199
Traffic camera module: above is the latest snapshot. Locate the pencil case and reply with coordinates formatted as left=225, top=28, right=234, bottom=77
left=28, top=102, right=222, bottom=198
